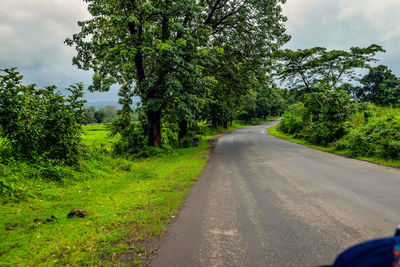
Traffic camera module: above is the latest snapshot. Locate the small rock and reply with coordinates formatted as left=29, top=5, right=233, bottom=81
left=67, top=209, right=89, bottom=218
left=5, top=227, right=13, bottom=231
left=34, top=217, right=43, bottom=223
left=46, top=215, right=56, bottom=222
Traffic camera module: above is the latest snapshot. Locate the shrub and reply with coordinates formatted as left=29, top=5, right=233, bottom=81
left=0, top=176, right=26, bottom=202
left=178, top=136, right=199, bottom=148
left=0, top=68, right=85, bottom=165
left=112, top=122, right=148, bottom=156
left=191, top=120, right=210, bottom=135
left=278, top=102, right=305, bottom=134
left=302, top=87, right=352, bottom=145
left=342, top=112, right=400, bottom=159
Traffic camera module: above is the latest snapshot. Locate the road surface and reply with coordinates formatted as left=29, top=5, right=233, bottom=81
left=151, top=120, right=400, bottom=266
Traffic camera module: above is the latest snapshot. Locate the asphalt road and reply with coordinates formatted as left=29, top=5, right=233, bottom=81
left=151, top=120, right=400, bottom=266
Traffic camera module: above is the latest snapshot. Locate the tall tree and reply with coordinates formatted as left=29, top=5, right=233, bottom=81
left=274, top=45, right=385, bottom=97
left=66, top=0, right=289, bottom=147
left=354, top=65, right=400, bottom=105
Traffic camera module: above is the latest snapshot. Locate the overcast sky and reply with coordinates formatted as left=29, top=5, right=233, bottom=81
left=1, top=0, right=400, bottom=106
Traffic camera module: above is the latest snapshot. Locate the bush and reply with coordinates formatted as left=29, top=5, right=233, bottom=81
left=278, top=87, right=353, bottom=146
left=178, top=136, right=199, bottom=148
left=191, top=121, right=210, bottom=135
left=302, top=88, right=352, bottom=145
left=237, top=110, right=252, bottom=122
left=112, top=122, right=148, bottom=156
left=0, top=176, right=26, bottom=202
left=0, top=68, right=85, bottom=165
left=278, top=102, right=305, bottom=134
left=342, top=111, right=400, bottom=159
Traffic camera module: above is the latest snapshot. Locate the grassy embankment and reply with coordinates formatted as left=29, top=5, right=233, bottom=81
left=0, top=118, right=276, bottom=265
left=268, top=125, right=400, bottom=168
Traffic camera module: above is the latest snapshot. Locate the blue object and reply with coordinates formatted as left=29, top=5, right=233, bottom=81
left=332, top=236, right=400, bottom=267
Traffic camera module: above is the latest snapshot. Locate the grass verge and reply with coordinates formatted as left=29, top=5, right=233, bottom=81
left=0, top=142, right=210, bottom=265
left=268, top=125, right=400, bottom=169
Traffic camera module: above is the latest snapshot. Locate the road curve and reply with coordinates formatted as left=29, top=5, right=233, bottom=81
left=151, top=120, right=400, bottom=266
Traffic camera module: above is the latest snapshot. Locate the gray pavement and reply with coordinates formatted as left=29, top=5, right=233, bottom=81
left=151, top=120, right=400, bottom=266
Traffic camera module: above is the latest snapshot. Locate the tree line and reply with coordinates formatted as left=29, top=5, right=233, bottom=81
left=4, top=0, right=399, bottom=163
left=274, top=44, right=400, bottom=106
left=83, top=105, right=118, bottom=124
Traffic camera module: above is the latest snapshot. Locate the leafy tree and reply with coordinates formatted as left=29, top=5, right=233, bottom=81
left=0, top=68, right=85, bottom=164
left=83, top=106, right=96, bottom=124
left=94, top=110, right=105, bottom=123
left=255, top=85, right=287, bottom=118
left=274, top=45, right=385, bottom=98
left=66, top=0, right=290, bottom=147
left=302, top=86, right=352, bottom=145
left=353, top=65, right=400, bottom=105
left=101, top=105, right=118, bottom=122
left=279, top=84, right=353, bottom=146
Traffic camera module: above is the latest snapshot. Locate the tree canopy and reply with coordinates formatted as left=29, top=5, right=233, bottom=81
left=66, top=0, right=290, bottom=147
left=353, top=65, right=400, bottom=105
left=274, top=45, right=385, bottom=97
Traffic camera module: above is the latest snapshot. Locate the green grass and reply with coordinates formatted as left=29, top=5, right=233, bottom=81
left=2, top=120, right=269, bottom=265
left=81, top=124, right=119, bottom=150
left=0, top=141, right=211, bottom=265
left=268, top=125, right=400, bottom=168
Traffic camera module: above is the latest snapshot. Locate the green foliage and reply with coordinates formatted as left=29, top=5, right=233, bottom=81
left=178, top=136, right=199, bottom=148
left=353, top=65, right=400, bottom=105
left=0, top=68, right=85, bottom=164
left=66, top=0, right=290, bottom=147
left=278, top=97, right=400, bottom=161
left=161, top=121, right=179, bottom=148
left=81, top=124, right=119, bottom=151
left=279, top=86, right=352, bottom=146
left=302, top=87, right=352, bottom=145
left=85, top=105, right=119, bottom=124
left=83, top=106, right=96, bottom=124
left=339, top=107, right=400, bottom=159
left=94, top=110, right=105, bottom=123
left=111, top=120, right=167, bottom=158
left=275, top=44, right=385, bottom=100
left=279, top=103, right=305, bottom=135
left=0, top=176, right=26, bottom=202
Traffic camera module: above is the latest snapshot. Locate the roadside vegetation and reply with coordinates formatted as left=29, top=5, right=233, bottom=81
left=0, top=131, right=211, bottom=265
left=0, top=66, right=281, bottom=265
left=6, top=0, right=400, bottom=265
left=1, top=2, right=289, bottom=261
left=273, top=45, right=400, bottom=167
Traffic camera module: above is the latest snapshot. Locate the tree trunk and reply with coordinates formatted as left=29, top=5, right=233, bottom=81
left=178, top=120, right=188, bottom=140
left=147, top=109, right=162, bottom=148
left=223, top=120, right=228, bottom=129
left=212, top=119, right=217, bottom=129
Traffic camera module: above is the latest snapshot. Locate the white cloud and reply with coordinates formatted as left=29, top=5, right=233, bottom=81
left=0, top=23, right=15, bottom=37
left=282, top=0, right=400, bottom=75
left=0, top=0, right=120, bottom=106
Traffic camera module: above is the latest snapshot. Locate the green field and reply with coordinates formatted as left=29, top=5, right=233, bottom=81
left=81, top=124, right=119, bottom=150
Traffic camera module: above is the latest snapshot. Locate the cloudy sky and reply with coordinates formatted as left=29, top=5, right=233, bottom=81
left=1, top=0, right=400, bottom=106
